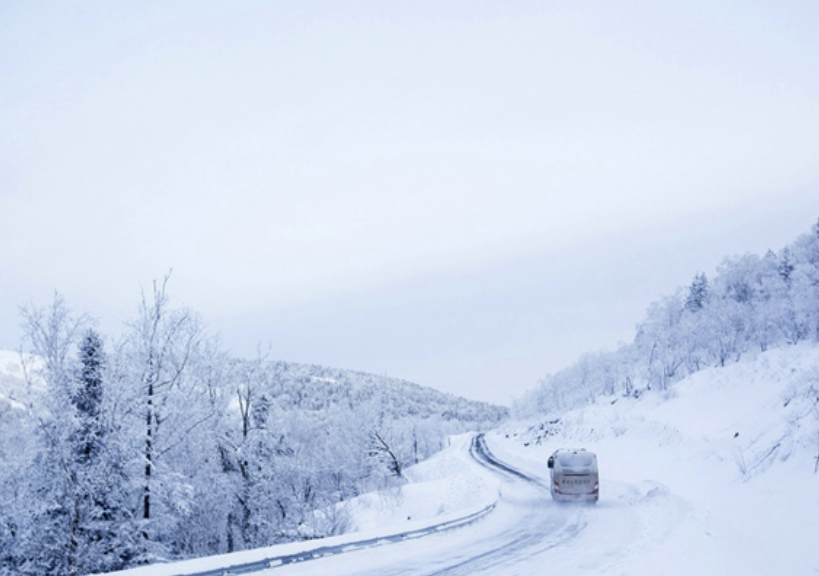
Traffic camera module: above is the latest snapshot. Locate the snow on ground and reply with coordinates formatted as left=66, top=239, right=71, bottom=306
left=348, top=434, right=499, bottom=532
left=494, top=343, right=819, bottom=575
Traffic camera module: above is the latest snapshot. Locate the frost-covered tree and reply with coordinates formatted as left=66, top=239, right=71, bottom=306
left=525, top=216, right=819, bottom=419
left=119, top=276, right=224, bottom=562
left=2, top=281, right=507, bottom=573
left=779, top=247, right=795, bottom=285
left=74, top=329, right=105, bottom=463
left=792, top=228, right=819, bottom=341
left=219, top=354, right=274, bottom=551
left=685, top=273, right=709, bottom=312
left=9, top=297, right=136, bottom=575
left=635, top=292, right=686, bottom=389
left=15, top=294, right=89, bottom=575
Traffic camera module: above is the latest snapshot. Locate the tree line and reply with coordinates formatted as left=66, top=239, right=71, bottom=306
left=516, top=218, right=819, bottom=415
left=0, top=277, right=507, bottom=575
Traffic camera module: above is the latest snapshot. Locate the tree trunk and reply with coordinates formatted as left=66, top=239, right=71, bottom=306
left=143, top=381, right=153, bottom=542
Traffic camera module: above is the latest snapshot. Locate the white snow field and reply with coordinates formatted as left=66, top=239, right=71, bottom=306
left=94, top=345, right=819, bottom=575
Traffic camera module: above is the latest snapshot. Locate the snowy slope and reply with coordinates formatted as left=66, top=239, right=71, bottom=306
left=495, top=343, right=819, bottom=574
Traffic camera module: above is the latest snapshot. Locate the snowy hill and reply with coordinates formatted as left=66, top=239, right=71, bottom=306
left=493, top=343, right=819, bottom=574
left=0, top=341, right=510, bottom=575
left=519, top=220, right=819, bottom=418
left=254, top=358, right=508, bottom=424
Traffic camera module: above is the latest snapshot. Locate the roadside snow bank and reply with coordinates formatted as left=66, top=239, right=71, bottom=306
left=346, top=433, right=499, bottom=532
left=494, top=344, right=819, bottom=575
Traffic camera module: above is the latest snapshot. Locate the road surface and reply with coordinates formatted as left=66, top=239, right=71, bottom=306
left=259, top=433, right=654, bottom=576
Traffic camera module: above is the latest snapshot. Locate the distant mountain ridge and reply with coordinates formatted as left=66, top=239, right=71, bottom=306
left=0, top=349, right=508, bottom=423
left=257, top=359, right=508, bottom=423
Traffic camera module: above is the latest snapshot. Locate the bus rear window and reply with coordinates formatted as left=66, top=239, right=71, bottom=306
left=557, top=452, right=595, bottom=468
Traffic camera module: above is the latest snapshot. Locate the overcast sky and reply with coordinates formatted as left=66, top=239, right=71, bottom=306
left=2, top=1, right=818, bottom=405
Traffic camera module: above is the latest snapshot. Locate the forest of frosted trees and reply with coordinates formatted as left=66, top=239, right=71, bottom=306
left=0, top=279, right=506, bottom=576
left=516, top=218, right=819, bottom=416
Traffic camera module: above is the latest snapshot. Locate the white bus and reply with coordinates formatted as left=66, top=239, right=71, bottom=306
left=547, top=449, right=599, bottom=503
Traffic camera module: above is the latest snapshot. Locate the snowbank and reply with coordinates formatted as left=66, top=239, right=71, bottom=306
left=347, top=434, right=499, bottom=532
left=494, top=344, right=819, bottom=575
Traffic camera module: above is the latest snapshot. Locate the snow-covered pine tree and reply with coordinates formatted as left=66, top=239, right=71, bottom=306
left=71, top=328, right=139, bottom=574
left=684, top=273, right=709, bottom=312
left=779, top=247, right=795, bottom=285
left=11, top=300, right=138, bottom=575
left=74, top=329, right=104, bottom=463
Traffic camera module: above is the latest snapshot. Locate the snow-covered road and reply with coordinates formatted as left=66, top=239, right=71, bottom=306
left=261, top=434, right=655, bottom=576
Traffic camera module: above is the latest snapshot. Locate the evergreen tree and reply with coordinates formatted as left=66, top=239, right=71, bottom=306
left=685, top=273, right=709, bottom=312
left=14, top=301, right=138, bottom=575
left=779, top=247, right=795, bottom=285
left=74, top=328, right=105, bottom=463
left=71, top=328, right=138, bottom=573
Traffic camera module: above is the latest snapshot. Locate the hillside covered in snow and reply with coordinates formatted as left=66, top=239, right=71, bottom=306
left=0, top=288, right=506, bottom=576
left=493, top=343, right=819, bottom=574
left=518, top=218, right=819, bottom=417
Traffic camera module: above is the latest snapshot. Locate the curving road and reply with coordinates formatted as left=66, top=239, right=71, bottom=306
left=259, top=433, right=654, bottom=576
left=407, top=434, right=589, bottom=576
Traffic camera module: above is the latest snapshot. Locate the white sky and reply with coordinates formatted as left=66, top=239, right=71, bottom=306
left=2, top=1, right=818, bottom=405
